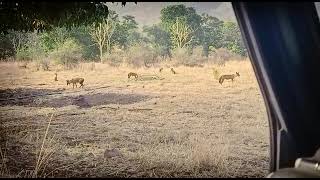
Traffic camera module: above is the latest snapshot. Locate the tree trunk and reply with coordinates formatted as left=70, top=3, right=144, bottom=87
left=99, top=44, right=103, bottom=63
left=203, top=42, right=209, bottom=57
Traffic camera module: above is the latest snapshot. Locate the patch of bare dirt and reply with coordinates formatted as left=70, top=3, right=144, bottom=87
left=0, top=88, right=64, bottom=106
left=0, top=88, right=151, bottom=108
left=45, top=93, right=150, bottom=108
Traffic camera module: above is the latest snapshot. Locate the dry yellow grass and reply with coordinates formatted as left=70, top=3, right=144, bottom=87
left=0, top=60, right=269, bottom=177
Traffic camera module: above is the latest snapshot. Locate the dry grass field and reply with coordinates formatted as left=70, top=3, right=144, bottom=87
left=0, top=60, right=269, bottom=178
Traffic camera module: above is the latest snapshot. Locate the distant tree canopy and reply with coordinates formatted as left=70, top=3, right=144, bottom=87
left=0, top=2, right=248, bottom=62
left=0, top=1, right=137, bottom=34
left=160, top=4, right=201, bottom=32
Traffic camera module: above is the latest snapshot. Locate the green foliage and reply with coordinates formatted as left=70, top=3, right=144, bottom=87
left=169, top=17, right=194, bottom=49
left=39, top=27, right=71, bottom=52
left=6, top=30, right=29, bottom=53
left=90, top=15, right=117, bottom=61
left=199, top=14, right=224, bottom=57
left=160, top=4, right=201, bottom=32
left=1, top=2, right=112, bottom=34
left=102, top=51, right=124, bottom=67
left=112, top=14, right=139, bottom=50
left=143, top=24, right=172, bottom=59
left=0, top=34, right=15, bottom=60
left=1, top=3, right=248, bottom=65
left=36, top=58, right=50, bottom=71
left=190, top=46, right=207, bottom=63
left=211, top=48, right=234, bottom=66
left=122, top=15, right=138, bottom=31
left=172, top=47, right=189, bottom=64
left=69, top=26, right=99, bottom=61
left=49, top=38, right=83, bottom=69
left=9, top=31, right=47, bottom=61
left=126, top=44, right=157, bottom=68
left=127, top=31, right=148, bottom=47
left=160, top=5, right=246, bottom=57
left=160, top=4, right=201, bottom=49
left=220, top=22, right=247, bottom=56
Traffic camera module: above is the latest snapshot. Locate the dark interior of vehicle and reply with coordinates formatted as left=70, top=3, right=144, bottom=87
left=232, top=2, right=320, bottom=178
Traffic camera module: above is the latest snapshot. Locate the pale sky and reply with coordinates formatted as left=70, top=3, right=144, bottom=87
left=104, top=2, right=236, bottom=29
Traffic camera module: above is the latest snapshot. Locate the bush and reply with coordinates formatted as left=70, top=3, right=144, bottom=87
left=212, top=67, right=220, bottom=80
left=0, top=34, right=14, bottom=60
left=35, top=58, right=50, bottom=71
left=8, top=32, right=47, bottom=62
left=125, top=44, right=157, bottom=68
left=15, top=47, right=33, bottom=62
left=172, top=47, right=190, bottom=65
left=102, top=52, right=124, bottom=67
left=49, top=38, right=83, bottom=69
left=154, top=46, right=171, bottom=60
left=208, top=48, right=235, bottom=66
left=189, top=46, right=207, bottom=64
left=69, top=26, right=99, bottom=61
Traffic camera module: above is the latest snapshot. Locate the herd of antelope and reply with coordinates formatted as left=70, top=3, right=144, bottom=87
left=51, top=66, right=240, bottom=89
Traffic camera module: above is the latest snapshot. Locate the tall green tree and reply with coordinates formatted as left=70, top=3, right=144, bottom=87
left=199, top=13, right=224, bottom=57
left=113, top=15, right=139, bottom=50
left=221, top=21, right=247, bottom=56
left=90, top=17, right=117, bottom=61
left=143, top=24, right=172, bottom=59
left=6, top=30, right=30, bottom=55
left=0, top=2, right=136, bottom=33
left=40, top=27, right=71, bottom=53
left=69, top=26, right=99, bottom=60
left=160, top=5, right=201, bottom=31
left=160, top=4, right=201, bottom=50
left=169, top=17, right=194, bottom=49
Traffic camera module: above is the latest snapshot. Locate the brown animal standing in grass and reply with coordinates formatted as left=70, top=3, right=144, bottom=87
left=18, top=62, right=27, bottom=69
left=54, top=73, right=58, bottom=81
left=67, top=78, right=84, bottom=88
left=212, top=68, right=220, bottom=80
left=159, top=68, right=163, bottom=73
left=170, top=68, right=177, bottom=74
left=219, top=72, right=240, bottom=84
left=128, top=72, right=138, bottom=80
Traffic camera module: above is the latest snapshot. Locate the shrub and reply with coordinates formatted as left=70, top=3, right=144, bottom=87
left=10, top=32, right=46, bottom=62
left=102, top=52, right=124, bottom=67
left=212, top=67, right=220, bottom=80
left=49, top=38, right=83, bottom=70
left=0, top=34, right=14, bottom=60
left=34, top=58, right=50, bottom=71
left=189, top=46, right=207, bottom=64
left=15, top=47, right=32, bottom=62
left=171, top=47, right=190, bottom=65
left=208, top=48, right=235, bottom=66
left=125, top=44, right=157, bottom=68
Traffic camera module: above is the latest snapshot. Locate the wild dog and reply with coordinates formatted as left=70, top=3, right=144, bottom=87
left=170, top=68, right=177, bottom=74
left=128, top=72, right=138, bottom=80
left=54, top=73, right=58, bottom=81
left=67, top=78, right=84, bottom=88
left=219, top=72, right=240, bottom=84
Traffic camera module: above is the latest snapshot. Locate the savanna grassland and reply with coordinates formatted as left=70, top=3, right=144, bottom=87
left=0, top=60, right=269, bottom=178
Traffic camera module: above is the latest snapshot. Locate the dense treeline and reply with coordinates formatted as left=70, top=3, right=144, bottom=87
left=0, top=4, right=247, bottom=69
